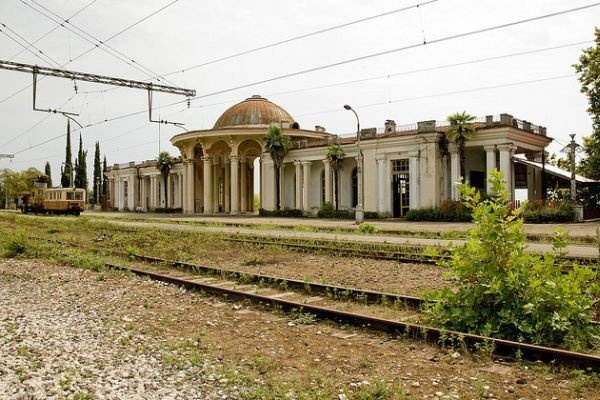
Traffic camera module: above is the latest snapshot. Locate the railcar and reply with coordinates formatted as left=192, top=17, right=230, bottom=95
left=20, top=186, right=86, bottom=216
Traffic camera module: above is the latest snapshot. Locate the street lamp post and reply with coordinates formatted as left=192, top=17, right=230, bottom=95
left=344, top=104, right=364, bottom=224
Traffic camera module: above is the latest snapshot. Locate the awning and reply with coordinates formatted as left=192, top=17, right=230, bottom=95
left=514, top=157, right=599, bottom=184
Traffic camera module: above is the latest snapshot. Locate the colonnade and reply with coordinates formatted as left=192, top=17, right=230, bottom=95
left=181, top=155, right=257, bottom=214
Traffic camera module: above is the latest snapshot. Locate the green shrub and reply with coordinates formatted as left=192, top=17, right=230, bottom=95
left=3, top=233, right=30, bottom=258
left=424, top=170, right=600, bottom=350
left=355, top=223, right=378, bottom=234
left=258, top=208, right=303, bottom=217
left=154, top=207, right=183, bottom=213
left=522, top=201, right=575, bottom=223
left=406, top=200, right=472, bottom=222
left=317, top=202, right=355, bottom=219
left=364, top=211, right=380, bottom=219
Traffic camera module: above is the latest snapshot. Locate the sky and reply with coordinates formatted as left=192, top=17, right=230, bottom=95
left=0, top=0, right=598, bottom=185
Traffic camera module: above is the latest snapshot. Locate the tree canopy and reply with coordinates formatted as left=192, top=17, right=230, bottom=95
left=574, top=27, right=600, bottom=180
left=156, top=151, right=173, bottom=208
left=264, top=126, right=291, bottom=210
left=326, top=143, right=345, bottom=211
left=446, top=111, right=477, bottom=180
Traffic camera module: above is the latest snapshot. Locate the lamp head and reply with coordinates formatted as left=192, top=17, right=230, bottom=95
left=343, top=104, right=352, bottom=110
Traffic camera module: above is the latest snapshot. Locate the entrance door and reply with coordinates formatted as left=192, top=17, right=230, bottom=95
left=391, top=159, right=410, bottom=217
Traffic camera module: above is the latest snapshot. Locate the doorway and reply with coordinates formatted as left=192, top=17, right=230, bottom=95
left=391, top=159, right=410, bottom=217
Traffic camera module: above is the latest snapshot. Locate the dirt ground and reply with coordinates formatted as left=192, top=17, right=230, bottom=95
left=2, top=259, right=597, bottom=400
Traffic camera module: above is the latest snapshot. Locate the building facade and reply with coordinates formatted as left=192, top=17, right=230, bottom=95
left=106, top=95, right=552, bottom=216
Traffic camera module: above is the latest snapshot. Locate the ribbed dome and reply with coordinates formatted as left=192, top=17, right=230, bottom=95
left=213, top=95, right=295, bottom=129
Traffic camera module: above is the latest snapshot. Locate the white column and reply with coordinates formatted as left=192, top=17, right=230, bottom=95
left=186, top=162, right=195, bottom=213
left=179, top=172, right=183, bottom=208
left=449, top=144, right=460, bottom=201
left=240, top=158, right=247, bottom=213
left=484, top=145, right=497, bottom=194
left=224, top=160, right=231, bottom=213
left=166, top=174, right=171, bottom=208
left=248, top=164, right=254, bottom=211
left=140, top=177, right=146, bottom=211
left=230, top=155, right=239, bottom=214
left=115, top=178, right=121, bottom=210
left=302, top=160, right=311, bottom=213
left=498, top=144, right=516, bottom=201
left=262, top=154, right=276, bottom=210
left=323, top=159, right=332, bottom=204
left=377, top=158, right=386, bottom=213
left=181, top=168, right=187, bottom=212
left=294, top=161, right=303, bottom=210
left=148, top=175, right=156, bottom=208
left=203, top=157, right=213, bottom=214
left=213, top=159, right=219, bottom=212
left=408, top=151, right=420, bottom=209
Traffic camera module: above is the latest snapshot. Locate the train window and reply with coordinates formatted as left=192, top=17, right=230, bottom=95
left=66, top=192, right=74, bottom=200
left=75, top=192, right=83, bottom=200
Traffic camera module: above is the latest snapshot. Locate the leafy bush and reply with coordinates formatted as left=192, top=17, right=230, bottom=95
left=406, top=200, right=472, bottom=222
left=258, top=208, right=303, bottom=217
left=522, top=200, right=575, bottom=223
left=424, top=170, right=600, bottom=350
left=317, top=202, right=355, bottom=219
left=364, top=211, right=381, bottom=219
left=3, top=233, right=30, bottom=258
left=355, top=223, right=378, bottom=234
left=154, top=207, right=183, bottom=213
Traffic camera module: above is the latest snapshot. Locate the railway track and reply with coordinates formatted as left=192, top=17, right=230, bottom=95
left=31, top=236, right=600, bottom=370
left=218, top=235, right=599, bottom=267
left=106, top=260, right=600, bottom=371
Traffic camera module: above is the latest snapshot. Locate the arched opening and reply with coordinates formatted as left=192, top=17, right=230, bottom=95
left=238, top=139, right=263, bottom=213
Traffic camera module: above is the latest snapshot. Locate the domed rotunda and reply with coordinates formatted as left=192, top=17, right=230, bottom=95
left=169, top=96, right=331, bottom=215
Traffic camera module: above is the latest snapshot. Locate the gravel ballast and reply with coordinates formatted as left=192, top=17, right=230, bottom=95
left=0, top=259, right=232, bottom=400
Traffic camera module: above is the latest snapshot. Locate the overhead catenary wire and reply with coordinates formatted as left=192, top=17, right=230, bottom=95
left=9, top=0, right=99, bottom=61
left=156, top=0, right=441, bottom=79
left=6, top=3, right=598, bottom=156
left=0, top=0, right=183, bottom=106
left=20, top=0, right=179, bottom=86
left=11, top=73, right=577, bottom=157
left=0, top=22, right=62, bottom=69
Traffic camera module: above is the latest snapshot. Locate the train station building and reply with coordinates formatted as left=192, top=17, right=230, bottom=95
left=105, top=95, right=555, bottom=217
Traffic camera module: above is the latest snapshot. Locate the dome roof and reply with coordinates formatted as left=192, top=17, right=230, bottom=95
left=213, top=95, right=295, bottom=129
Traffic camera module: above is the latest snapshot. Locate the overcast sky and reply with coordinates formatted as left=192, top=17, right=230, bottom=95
left=0, top=0, right=598, bottom=182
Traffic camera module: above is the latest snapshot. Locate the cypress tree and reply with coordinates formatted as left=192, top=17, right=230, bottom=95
left=61, top=120, right=72, bottom=188
left=102, top=156, right=108, bottom=197
left=93, top=141, right=101, bottom=204
left=44, top=162, right=52, bottom=187
left=74, top=134, right=88, bottom=189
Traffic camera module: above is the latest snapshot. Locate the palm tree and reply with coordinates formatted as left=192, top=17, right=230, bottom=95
left=156, top=151, right=173, bottom=208
left=264, top=125, right=291, bottom=210
left=326, top=143, right=345, bottom=211
left=446, top=111, right=477, bottom=180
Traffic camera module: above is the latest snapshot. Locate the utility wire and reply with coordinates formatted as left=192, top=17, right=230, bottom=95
left=158, top=0, right=441, bottom=78
left=71, top=0, right=443, bottom=95
left=0, top=0, right=182, bottom=106
left=8, top=3, right=598, bottom=155
left=11, top=73, right=576, bottom=156
left=9, top=0, right=98, bottom=61
left=22, top=0, right=178, bottom=86
left=297, top=74, right=576, bottom=117
left=186, top=40, right=591, bottom=111
left=186, top=2, right=600, bottom=102
left=0, top=23, right=62, bottom=68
